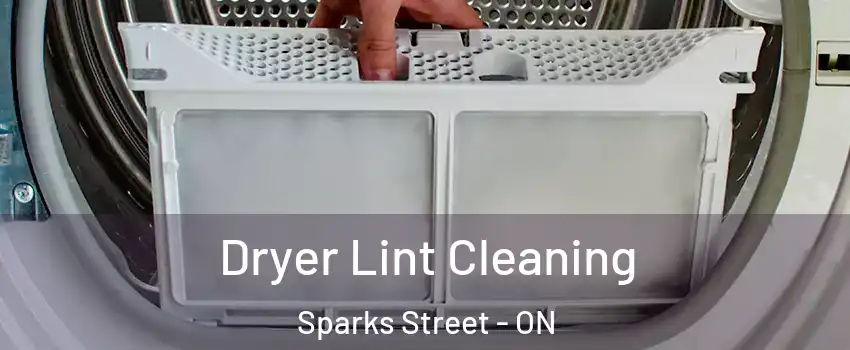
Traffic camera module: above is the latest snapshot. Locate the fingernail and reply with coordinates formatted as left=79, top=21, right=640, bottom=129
left=371, top=69, right=394, bottom=81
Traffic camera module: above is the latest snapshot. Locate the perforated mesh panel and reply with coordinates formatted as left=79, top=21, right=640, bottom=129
left=160, top=24, right=718, bottom=83
left=173, top=27, right=359, bottom=81
left=479, top=30, right=712, bottom=82
left=407, top=49, right=478, bottom=82
left=206, top=0, right=604, bottom=29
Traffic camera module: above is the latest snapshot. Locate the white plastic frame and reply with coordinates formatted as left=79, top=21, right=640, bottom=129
left=118, top=24, right=765, bottom=323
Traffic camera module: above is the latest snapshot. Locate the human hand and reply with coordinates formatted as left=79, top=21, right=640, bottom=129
left=310, top=0, right=485, bottom=81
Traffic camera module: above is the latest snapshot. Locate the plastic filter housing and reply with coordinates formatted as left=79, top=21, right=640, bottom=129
left=119, top=24, right=764, bottom=326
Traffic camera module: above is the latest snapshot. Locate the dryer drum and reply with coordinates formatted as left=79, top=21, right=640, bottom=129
left=44, top=0, right=781, bottom=324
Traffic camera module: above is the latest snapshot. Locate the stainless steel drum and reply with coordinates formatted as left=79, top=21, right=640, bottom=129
left=204, top=0, right=615, bottom=29
left=192, top=0, right=745, bottom=30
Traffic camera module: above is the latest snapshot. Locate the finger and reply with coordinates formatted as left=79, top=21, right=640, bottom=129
left=405, top=0, right=485, bottom=29
left=434, top=0, right=485, bottom=29
left=310, top=0, right=359, bottom=28
left=396, top=8, right=433, bottom=29
left=357, top=0, right=403, bottom=80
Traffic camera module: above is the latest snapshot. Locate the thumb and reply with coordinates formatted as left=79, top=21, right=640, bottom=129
left=357, top=0, right=402, bottom=81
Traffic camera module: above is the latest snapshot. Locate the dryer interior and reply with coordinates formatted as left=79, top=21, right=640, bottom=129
left=42, top=0, right=782, bottom=328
